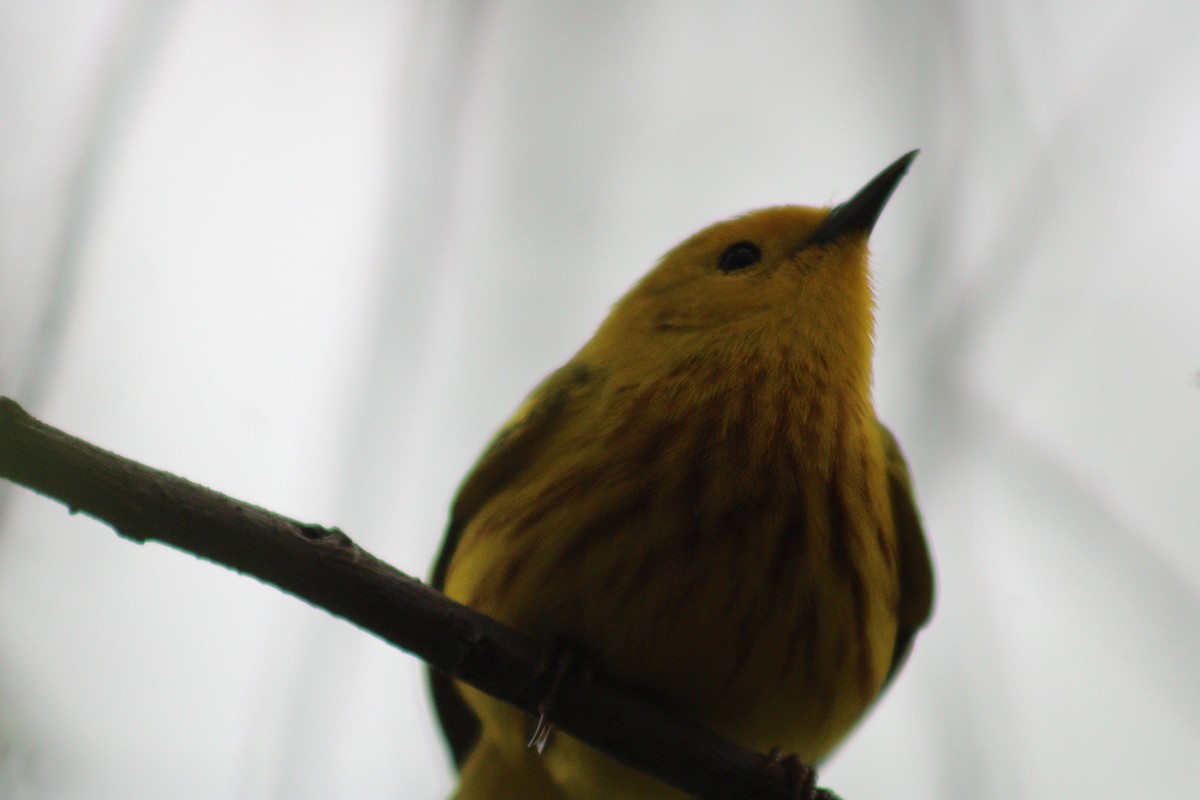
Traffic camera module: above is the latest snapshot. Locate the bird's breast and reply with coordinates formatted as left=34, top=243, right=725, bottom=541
left=447, top=377, right=900, bottom=758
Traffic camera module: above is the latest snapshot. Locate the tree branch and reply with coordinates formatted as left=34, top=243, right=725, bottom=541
left=0, top=396, right=838, bottom=800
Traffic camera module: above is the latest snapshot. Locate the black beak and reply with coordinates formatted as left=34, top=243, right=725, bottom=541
left=809, top=150, right=918, bottom=246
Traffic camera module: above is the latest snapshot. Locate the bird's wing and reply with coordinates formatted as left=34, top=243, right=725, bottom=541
left=429, top=362, right=597, bottom=768
left=876, top=421, right=935, bottom=689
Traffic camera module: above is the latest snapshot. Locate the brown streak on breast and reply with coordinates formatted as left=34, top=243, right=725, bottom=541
left=470, top=538, right=535, bottom=609
left=826, top=461, right=875, bottom=699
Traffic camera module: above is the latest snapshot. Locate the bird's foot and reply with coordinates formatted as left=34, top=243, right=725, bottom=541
left=527, top=641, right=591, bottom=755
left=761, top=747, right=837, bottom=800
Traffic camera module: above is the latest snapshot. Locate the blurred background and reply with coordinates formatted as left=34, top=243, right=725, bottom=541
left=1, top=1, right=1198, bottom=798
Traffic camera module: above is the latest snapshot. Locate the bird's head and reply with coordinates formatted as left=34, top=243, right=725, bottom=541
left=583, top=151, right=917, bottom=406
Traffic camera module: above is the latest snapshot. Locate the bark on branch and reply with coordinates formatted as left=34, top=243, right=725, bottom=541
left=0, top=396, right=838, bottom=800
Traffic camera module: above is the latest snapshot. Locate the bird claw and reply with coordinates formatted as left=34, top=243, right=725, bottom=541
left=526, top=642, right=586, bottom=754
left=762, top=746, right=828, bottom=800
left=527, top=713, right=554, bottom=754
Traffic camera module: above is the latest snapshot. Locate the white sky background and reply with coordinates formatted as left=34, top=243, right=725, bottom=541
left=1, top=1, right=1198, bottom=798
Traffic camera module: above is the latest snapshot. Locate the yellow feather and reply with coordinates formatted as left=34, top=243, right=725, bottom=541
left=431, top=153, right=933, bottom=799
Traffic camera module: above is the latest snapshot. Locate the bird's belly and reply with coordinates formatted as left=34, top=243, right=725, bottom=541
left=582, top=534, right=895, bottom=759
left=449, top=496, right=898, bottom=760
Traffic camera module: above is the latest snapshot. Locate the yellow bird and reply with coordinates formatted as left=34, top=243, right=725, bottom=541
left=430, top=152, right=934, bottom=799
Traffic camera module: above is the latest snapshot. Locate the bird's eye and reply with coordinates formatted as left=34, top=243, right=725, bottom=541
left=718, top=241, right=761, bottom=273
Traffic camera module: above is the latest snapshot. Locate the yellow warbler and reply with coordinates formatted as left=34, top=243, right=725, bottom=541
left=430, top=152, right=934, bottom=799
